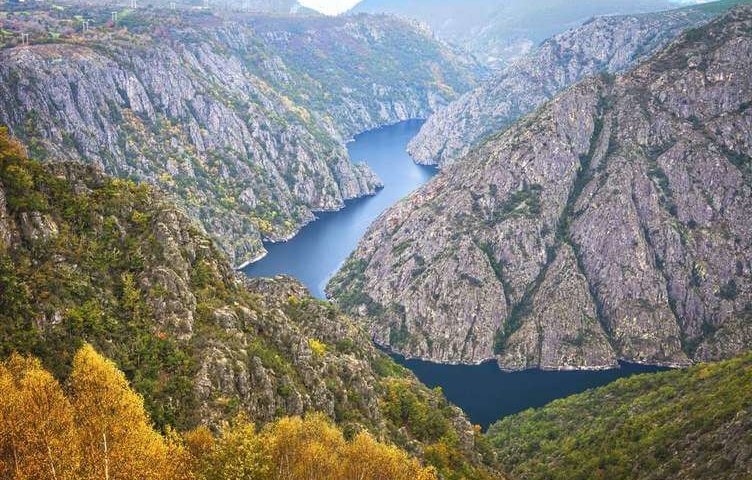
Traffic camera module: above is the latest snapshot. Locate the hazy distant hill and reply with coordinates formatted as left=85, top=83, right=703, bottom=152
left=60, top=0, right=317, bottom=14
left=349, top=0, right=679, bottom=66
left=408, top=0, right=752, bottom=167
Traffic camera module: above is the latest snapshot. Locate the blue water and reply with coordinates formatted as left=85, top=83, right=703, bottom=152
left=389, top=353, right=668, bottom=430
left=244, top=119, right=670, bottom=429
left=244, top=119, right=436, bottom=297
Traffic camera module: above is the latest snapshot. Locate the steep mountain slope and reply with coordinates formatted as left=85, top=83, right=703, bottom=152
left=349, top=0, right=677, bottom=68
left=487, top=353, right=752, bottom=480
left=329, top=7, right=752, bottom=370
left=0, top=128, right=497, bottom=479
left=408, top=4, right=735, bottom=167
left=0, top=4, right=478, bottom=266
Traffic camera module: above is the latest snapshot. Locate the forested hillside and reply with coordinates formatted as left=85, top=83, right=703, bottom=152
left=0, top=128, right=497, bottom=479
left=488, top=353, right=752, bottom=480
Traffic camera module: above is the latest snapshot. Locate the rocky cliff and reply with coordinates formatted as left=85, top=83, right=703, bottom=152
left=0, top=128, right=497, bottom=479
left=0, top=4, right=479, bottom=266
left=408, top=3, right=741, bottom=167
left=329, top=6, right=752, bottom=371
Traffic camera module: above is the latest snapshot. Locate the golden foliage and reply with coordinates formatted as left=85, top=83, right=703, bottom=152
left=194, top=413, right=437, bottom=480
left=0, top=347, right=437, bottom=480
left=69, top=343, right=179, bottom=480
left=0, top=354, right=80, bottom=480
left=0, top=346, right=184, bottom=480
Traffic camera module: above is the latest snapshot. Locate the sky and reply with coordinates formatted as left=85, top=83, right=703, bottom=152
left=299, top=0, right=359, bottom=15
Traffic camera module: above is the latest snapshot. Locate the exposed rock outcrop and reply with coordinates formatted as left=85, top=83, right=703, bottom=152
left=329, top=6, right=752, bottom=370
left=499, top=245, right=618, bottom=371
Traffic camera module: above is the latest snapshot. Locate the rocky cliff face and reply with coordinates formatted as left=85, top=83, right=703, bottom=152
left=408, top=6, right=723, bottom=167
left=0, top=4, right=478, bottom=266
left=0, top=129, right=496, bottom=478
left=329, top=6, right=752, bottom=371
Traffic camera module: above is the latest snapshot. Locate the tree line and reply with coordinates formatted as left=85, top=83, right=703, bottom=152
left=0, top=344, right=437, bottom=480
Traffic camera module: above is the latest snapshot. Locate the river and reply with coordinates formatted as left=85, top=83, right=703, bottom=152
left=244, top=119, right=436, bottom=297
left=244, top=119, right=668, bottom=429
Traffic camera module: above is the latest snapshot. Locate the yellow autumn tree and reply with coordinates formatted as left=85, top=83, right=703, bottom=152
left=191, top=413, right=438, bottom=480
left=68, top=343, right=176, bottom=480
left=0, top=354, right=80, bottom=480
left=342, top=431, right=438, bottom=480
left=262, top=414, right=343, bottom=480
left=191, top=418, right=268, bottom=480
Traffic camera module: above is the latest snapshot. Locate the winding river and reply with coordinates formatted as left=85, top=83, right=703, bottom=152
left=244, top=119, right=436, bottom=298
left=245, top=120, right=666, bottom=429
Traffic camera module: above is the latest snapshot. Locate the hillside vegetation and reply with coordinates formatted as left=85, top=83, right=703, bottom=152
left=0, top=127, right=498, bottom=479
left=487, top=353, right=752, bottom=480
left=0, top=344, right=439, bottom=480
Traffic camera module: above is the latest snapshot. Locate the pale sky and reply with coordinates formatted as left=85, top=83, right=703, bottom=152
left=299, top=0, right=360, bottom=15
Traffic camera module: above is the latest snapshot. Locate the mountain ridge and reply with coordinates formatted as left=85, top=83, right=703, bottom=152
left=348, top=0, right=680, bottom=68
left=408, top=4, right=736, bottom=167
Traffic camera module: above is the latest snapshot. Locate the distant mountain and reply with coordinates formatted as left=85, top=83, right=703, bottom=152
left=348, top=0, right=678, bottom=67
left=329, top=6, right=752, bottom=370
left=409, top=0, right=752, bottom=167
left=68, top=0, right=317, bottom=14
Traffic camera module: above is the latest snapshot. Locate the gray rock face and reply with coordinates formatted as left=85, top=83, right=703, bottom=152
left=0, top=5, right=478, bottom=266
left=499, top=244, right=618, bottom=371
left=408, top=7, right=720, bottom=167
left=329, top=6, right=752, bottom=370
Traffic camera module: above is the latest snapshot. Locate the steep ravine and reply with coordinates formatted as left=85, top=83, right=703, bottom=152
left=0, top=4, right=479, bottom=266
left=329, top=6, right=752, bottom=371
